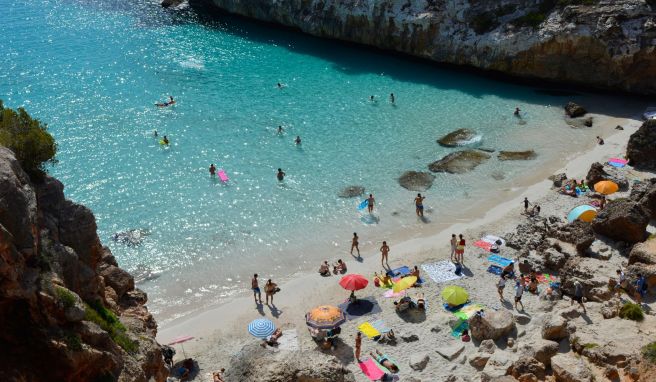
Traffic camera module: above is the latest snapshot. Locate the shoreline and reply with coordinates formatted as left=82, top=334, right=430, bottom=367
left=157, top=110, right=644, bottom=352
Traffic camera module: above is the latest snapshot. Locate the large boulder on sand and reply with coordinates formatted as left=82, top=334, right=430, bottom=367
left=469, top=310, right=515, bottom=341
left=628, top=239, right=656, bottom=288
left=398, top=171, right=435, bottom=191
left=551, top=353, right=593, bottom=382
left=510, top=356, right=546, bottom=380
left=429, top=150, right=491, bottom=174
left=627, top=119, right=656, bottom=170
left=541, top=315, right=569, bottom=341
left=585, top=162, right=629, bottom=190
left=437, top=128, right=478, bottom=147
left=564, top=102, right=587, bottom=118
left=518, top=339, right=558, bottom=366
left=338, top=185, right=365, bottom=198
left=498, top=150, right=537, bottom=161
left=591, top=199, right=649, bottom=243
left=630, top=178, right=656, bottom=219
left=551, top=220, right=595, bottom=254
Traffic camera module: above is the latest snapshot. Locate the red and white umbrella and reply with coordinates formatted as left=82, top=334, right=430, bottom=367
left=168, top=335, right=194, bottom=358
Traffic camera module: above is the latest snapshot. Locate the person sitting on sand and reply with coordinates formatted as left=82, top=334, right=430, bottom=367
left=348, top=290, right=357, bottom=304
left=179, top=358, right=194, bottom=381
left=528, top=272, right=539, bottom=294
left=596, top=136, right=604, bottom=145
left=394, top=296, right=413, bottom=312
left=213, top=369, right=225, bottom=382
left=380, top=272, right=392, bottom=287
left=318, top=261, right=330, bottom=276
left=410, top=265, right=420, bottom=279
left=261, top=328, right=283, bottom=347
left=371, top=349, right=399, bottom=373
left=416, top=292, right=426, bottom=311
left=501, top=261, right=515, bottom=280
left=333, top=259, right=347, bottom=274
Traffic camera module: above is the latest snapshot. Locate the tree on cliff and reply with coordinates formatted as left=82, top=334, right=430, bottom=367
left=0, top=100, right=57, bottom=177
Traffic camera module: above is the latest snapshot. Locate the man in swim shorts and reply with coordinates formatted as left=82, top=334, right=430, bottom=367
left=252, top=274, right=262, bottom=304
left=295, top=136, right=301, bottom=145
left=367, top=194, right=375, bottom=214
left=277, top=168, right=285, bottom=181
left=414, top=193, right=425, bottom=217
left=209, top=164, right=216, bottom=176
left=277, top=126, right=284, bottom=135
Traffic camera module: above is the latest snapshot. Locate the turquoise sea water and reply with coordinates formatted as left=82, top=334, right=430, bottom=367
left=1, top=0, right=610, bottom=322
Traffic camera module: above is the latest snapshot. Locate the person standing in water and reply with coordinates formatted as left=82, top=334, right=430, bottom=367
left=414, top=193, right=425, bottom=217
left=514, top=107, right=521, bottom=117
left=389, top=93, right=395, bottom=104
left=162, top=135, right=169, bottom=145
left=294, top=136, right=301, bottom=145
left=251, top=274, right=262, bottom=304
left=209, top=164, right=216, bottom=176
left=153, top=130, right=158, bottom=137
left=277, top=126, right=284, bottom=135
left=380, top=241, right=390, bottom=268
left=367, top=193, right=375, bottom=214
left=370, top=95, right=375, bottom=102
left=277, top=168, right=286, bottom=181
left=351, top=232, right=360, bottom=256
left=522, top=197, right=531, bottom=213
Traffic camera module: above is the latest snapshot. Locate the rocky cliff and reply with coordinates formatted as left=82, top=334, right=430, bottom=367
left=0, top=147, right=167, bottom=381
left=194, top=0, right=656, bottom=94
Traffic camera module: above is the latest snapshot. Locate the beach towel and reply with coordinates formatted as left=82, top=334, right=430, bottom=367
left=474, top=240, right=492, bottom=251
left=277, top=329, right=299, bottom=351
left=482, top=235, right=506, bottom=245
left=386, top=266, right=411, bottom=277
left=451, top=319, right=468, bottom=338
left=487, top=265, right=503, bottom=275
left=421, top=261, right=464, bottom=284
left=443, top=302, right=466, bottom=312
left=371, top=319, right=391, bottom=334
left=488, top=254, right=513, bottom=267
left=453, top=303, right=485, bottom=321
left=374, top=354, right=399, bottom=374
left=359, top=358, right=386, bottom=381
left=338, top=296, right=382, bottom=320
left=358, top=322, right=381, bottom=339
left=383, top=289, right=406, bottom=298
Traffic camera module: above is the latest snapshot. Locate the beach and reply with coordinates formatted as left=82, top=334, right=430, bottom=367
left=158, top=111, right=656, bottom=381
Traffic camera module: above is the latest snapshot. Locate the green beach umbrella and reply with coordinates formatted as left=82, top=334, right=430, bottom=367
left=441, top=285, right=468, bottom=306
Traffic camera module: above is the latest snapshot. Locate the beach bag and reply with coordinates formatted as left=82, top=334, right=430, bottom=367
left=274, top=287, right=281, bottom=294
left=374, top=277, right=380, bottom=287
left=454, top=263, right=463, bottom=276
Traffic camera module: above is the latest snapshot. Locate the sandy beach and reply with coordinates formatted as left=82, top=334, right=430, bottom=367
left=158, top=109, right=655, bottom=381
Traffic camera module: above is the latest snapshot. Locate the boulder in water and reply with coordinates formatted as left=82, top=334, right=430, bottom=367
left=627, top=119, right=656, bottom=170
left=398, top=171, right=435, bottom=191
left=428, top=150, right=490, bottom=174
left=111, top=229, right=150, bottom=247
left=437, top=128, right=478, bottom=147
left=498, top=150, right=537, bottom=161
left=338, top=185, right=365, bottom=198
left=564, top=102, right=587, bottom=118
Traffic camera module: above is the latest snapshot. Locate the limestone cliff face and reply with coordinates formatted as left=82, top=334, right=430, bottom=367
left=0, top=147, right=167, bottom=382
left=196, top=0, right=656, bottom=94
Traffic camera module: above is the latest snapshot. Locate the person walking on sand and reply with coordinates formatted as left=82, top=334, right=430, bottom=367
left=571, top=280, right=586, bottom=314
left=265, top=279, right=278, bottom=305
left=367, top=193, right=375, bottom=214
left=497, top=275, right=506, bottom=301
left=522, top=197, right=531, bottom=213
left=414, top=193, right=425, bottom=217
left=635, top=273, right=647, bottom=305
left=450, top=234, right=457, bottom=262
left=354, top=332, right=362, bottom=361
left=456, top=234, right=466, bottom=264
left=380, top=241, right=390, bottom=268
left=514, top=280, right=524, bottom=311
left=252, top=274, right=262, bottom=304
left=351, top=232, right=360, bottom=256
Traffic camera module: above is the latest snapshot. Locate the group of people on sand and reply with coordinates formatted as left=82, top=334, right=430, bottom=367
left=522, top=197, right=541, bottom=215
left=615, top=268, right=649, bottom=305
left=251, top=274, right=279, bottom=306
left=318, top=259, right=347, bottom=276
left=450, top=234, right=466, bottom=264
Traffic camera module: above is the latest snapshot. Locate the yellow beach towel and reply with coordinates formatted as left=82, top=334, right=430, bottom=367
left=358, top=322, right=381, bottom=339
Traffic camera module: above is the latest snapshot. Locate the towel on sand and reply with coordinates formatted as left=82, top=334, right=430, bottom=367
left=451, top=320, right=468, bottom=338
left=371, top=319, right=391, bottom=334
left=487, top=265, right=503, bottom=275
left=359, top=358, right=385, bottom=381
left=453, top=303, right=485, bottom=320
left=383, top=289, right=406, bottom=298
left=474, top=240, right=492, bottom=251
left=338, top=296, right=382, bottom=320
left=421, top=261, right=463, bottom=284
left=358, top=322, right=380, bottom=339
left=488, top=254, right=513, bottom=267
left=277, top=329, right=299, bottom=351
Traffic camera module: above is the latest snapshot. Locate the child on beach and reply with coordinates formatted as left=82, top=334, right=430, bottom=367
left=351, top=232, right=360, bottom=256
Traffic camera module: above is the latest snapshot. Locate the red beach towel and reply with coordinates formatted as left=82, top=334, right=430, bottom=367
left=474, top=240, right=492, bottom=251
left=359, top=358, right=385, bottom=380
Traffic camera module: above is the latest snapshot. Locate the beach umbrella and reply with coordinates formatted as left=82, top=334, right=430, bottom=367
left=306, top=305, right=346, bottom=330
left=248, top=318, right=276, bottom=339
left=567, top=205, right=597, bottom=223
left=339, top=274, right=369, bottom=291
left=441, top=285, right=469, bottom=306
left=168, top=335, right=194, bottom=358
left=594, top=180, right=619, bottom=195
left=392, top=276, right=417, bottom=293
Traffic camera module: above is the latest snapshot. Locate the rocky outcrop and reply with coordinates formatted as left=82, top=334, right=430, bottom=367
left=338, top=185, right=365, bottom=198
left=196, top=0, right=656, bottom=94
left=437, top=129, right=478, bottom=147
left=564, top=102, right=587, bottom=118
left=398, top=171, right=435, bottom=191
left=469, top=309, right=515, bottom=341
left=551, top=353, right=593, bottom=382
left=223, top=342, right=355, bottom=382
left=161, top=0, right=184, bottom=8
left=0, top=147, right=166, bottom=382
left=509, top=356, right=546, bottom=380
left=592, top=199, right=649, bottom=243
left=629, top=178, right=656, bottom=219
left=585, top=162, right=629, bottom=190
left=429, top=150, right=491, bottom=174
left=498, top=150, right=537, bottom=161
left=628, top=239, right=656, bottom=288
left=627, top=119, right=656, bottom=170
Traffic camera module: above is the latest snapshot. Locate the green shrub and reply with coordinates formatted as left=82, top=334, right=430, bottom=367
left=84, top=300, right=138, bottom=354
left=619, top=302, right=644, bottom=321
left=471, top=12, right=498, bottom=34
left=583, top=343, right=599, bottom=349
left=55, top=286, right=77, bottom=309
left=64, top=331, right=82, bottom=351
left=643, top=342, right=656, bottom=363
left=0, top=100, right=57, bottom=176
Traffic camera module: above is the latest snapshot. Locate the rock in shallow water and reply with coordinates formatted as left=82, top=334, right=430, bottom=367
left=428, top=150, right=490, bottom=174
left=498, top=150, right=537, bottom=161
left=564, top=102, right=587, bottom=118
left=338, top=185, right=365, bottom=198
left=398, top=171, right=435, bottom=191
left=437, top=128, right=478, bottom=147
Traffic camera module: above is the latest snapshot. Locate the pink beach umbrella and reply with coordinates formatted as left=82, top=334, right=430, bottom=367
left=168, top=335, right=194, bottom=358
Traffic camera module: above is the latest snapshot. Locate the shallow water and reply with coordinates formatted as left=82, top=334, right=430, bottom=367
left=0, top=0, right=619, bottom=322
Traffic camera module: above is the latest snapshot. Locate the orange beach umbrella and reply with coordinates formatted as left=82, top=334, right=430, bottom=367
left=594, top=180, right=619, bottom=195
left=306, top=305, right=346, bottom=330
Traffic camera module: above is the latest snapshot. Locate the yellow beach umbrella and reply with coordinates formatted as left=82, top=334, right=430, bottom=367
left=441, top=285, right=469, bottom=306
left=392, top=276, right=417, bottom=293
left=594, top=180, right=619, bottom=195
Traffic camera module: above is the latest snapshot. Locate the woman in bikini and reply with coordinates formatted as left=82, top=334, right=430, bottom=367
left=370, top=349, right=399, bottom=373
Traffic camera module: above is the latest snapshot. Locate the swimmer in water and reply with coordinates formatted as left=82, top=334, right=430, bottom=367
left=209, top=164, right=216, bottom=176
left=155, top=95, right=175, bottom=107
left=277, top=126, right=284, bottom=135
left=294, top=136, right=301, bottom=145
left=168, top=95, right=175, bottom=105
left=370, top=95, right=375, bottom=102
left=154, top=130, right=158, bottom=137
left=514, top=107, right=521, bottom=117
left=162, top=135, right=169, bottom=145
left=389, top=93, right=395, bottom=104
left=277, top=168, right=286, bottom=181
left=277, top=83, right=284, bottom=89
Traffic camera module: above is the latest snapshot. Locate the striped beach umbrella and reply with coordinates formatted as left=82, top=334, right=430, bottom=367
left=248, top=318, right=276, bottom=339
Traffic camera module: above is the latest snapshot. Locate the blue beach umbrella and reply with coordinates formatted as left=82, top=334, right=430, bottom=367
left=248, top=318, right=276, bottom=339
left=567, top=205, right=597, bottom=223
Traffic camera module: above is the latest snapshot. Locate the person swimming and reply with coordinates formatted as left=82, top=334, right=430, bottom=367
left=294, top=136, right=301, bottom=145
left=370, top=95, right=375, bottom=102
left=277, top=168, right=286, bottom=181
left=209, top=164, right=216, bottom=176
left=156, top=95, right=175, bottom=107
left=154, top=130, right=158, bottom=137
left=514, top=107, right=521, bottom=116
left=277, top=126, right=284, bottom=135
left=162, top=135, right=169, bottom=145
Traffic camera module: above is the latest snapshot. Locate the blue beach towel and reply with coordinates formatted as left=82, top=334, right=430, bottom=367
left=487, top=254, right=513, bottom=267
left=451, top=320, right=468, bottom=338
left=487, top=265, right=503, bottom=275
left=371, top=319, right=391, bottom=334
left=443, top=302, right=466, bottom=312
left=386, top=266, right=424, bottom=285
